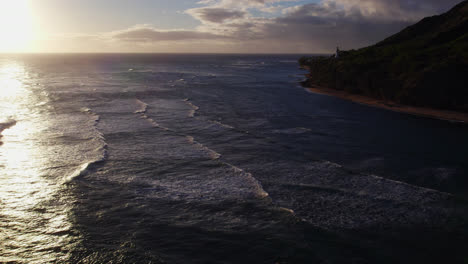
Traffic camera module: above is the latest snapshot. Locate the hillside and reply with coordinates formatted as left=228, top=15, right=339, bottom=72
left=300, top=0, right=468, bottom=112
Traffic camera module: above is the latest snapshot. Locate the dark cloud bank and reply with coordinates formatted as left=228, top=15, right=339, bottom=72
left=111, top=0, right=464, bottom=52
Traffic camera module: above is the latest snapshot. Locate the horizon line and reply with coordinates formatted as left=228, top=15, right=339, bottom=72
left=0, top=51, right=331, bottom=56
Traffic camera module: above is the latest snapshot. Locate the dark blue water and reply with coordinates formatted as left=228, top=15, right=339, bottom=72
left=0, top=54, right=467, bottom=263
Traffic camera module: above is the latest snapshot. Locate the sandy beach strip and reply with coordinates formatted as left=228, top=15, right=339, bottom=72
left=305, top=85, right=468, bottom=123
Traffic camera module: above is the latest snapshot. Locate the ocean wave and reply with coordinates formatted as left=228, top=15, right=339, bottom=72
left=210, top=120, right=235, bottom=129
left=183, top=98, right=238, bottom=131
left=313, top=160, right=453, bottom=198
left=0, top=119, right=17, bottom=133
left=271, top=127, right=311, bottom=135
left=265, top=159, right=456, bottom=229
left=134, top=99, right=170, bottom=130
left=134, top=99, right=225, bottom=161
left=65, top=108, right=108, bottom=183
left=363, top=172, right=452, bottom=197
left=186, top=136, right=222, bottom=160
left=63, top=155, right=106, bottom=184
left=224, top=162, right=269, bottom=199
left=183, top=98, right=200, bottom=118
left=278, top=207, right=295, bottom=214
left=139, top=160, right=271, bottom=202
left=134, top=99, right=148, bottom=114
left=0, top=119, right=17, bottom=145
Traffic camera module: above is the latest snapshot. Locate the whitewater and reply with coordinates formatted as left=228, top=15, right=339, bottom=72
left=0, top=54, right=467, bottom=264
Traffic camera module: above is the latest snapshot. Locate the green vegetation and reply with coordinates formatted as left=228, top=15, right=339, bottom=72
left=300, top=0, right=468, bottom=111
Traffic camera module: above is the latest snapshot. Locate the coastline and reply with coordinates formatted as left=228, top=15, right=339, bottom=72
left=305, top=85, right=468, bottom=123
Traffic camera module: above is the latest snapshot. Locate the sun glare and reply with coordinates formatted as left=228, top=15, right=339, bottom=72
left=0, top=0, right=34, bottom=52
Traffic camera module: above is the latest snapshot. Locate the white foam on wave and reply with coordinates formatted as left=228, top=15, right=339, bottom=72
left=129, top=99, right=270, bottom=202
left=278, top=207, right=295, bottom=214
left=140, top=159, right=271, bottom=203
left=63, top=155, right=106, bottom=184
left=136, top=100, right=223, bottom=161
left=134, top=100, right=221, bottom=160
left=141, top=114, right=162, bottom=128
left=364, top=172, right=452, bottom=196
left=210, top=120, right=235, bottom=129
left=224, top=162, right=269, bottom=199
left=183, top=99, right=200, bottom=118
left=134, top=99, right=170, bottom=131
left=186, top=136, right=222, bottom=160
left=65, top=108, right=108, bottom=184
left=134, top=99, right=148, bottom=114
left=317, top=159, right=452, bottom=196
left=280, top=159, right=458, bottom=229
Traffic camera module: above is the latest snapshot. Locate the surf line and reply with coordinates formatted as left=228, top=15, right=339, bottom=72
left=64, top=108, right=108, bottom=184
left=186, top=135, right=222, bottom=160
left=0, top=119, right=17, bottom=133
left=183, top=98, right=238, bottom=130
left=0, top=119, right=17, bottom=146
left=134, top=99, right=224, bottom=161
left=223, top=162, right=270, bottom=199
left=132, top=99, right=277, bottom=204
left=134, top=99, right=169, bottom=131
left=183, top=98, right=199, bottom=118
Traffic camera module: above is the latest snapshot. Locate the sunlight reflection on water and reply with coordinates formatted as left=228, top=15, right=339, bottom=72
left=0, top=60, right=74, bottom=263
left=0, top=62, right=31, bottom=119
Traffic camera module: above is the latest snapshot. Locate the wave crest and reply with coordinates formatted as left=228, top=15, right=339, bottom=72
left=65, top=108, right=108, bottom=183
left=183, top=99, right=200, bottom=118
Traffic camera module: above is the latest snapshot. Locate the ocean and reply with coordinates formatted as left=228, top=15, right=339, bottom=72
left=0, top=54, right=467, bottom=263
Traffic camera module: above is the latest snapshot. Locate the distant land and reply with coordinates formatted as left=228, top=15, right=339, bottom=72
left=300, top=0, right=468, bottom=122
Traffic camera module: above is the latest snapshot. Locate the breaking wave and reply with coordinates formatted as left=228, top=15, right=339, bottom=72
left=224, top=162, right=269, bottom=199
left=186, top=136, right=222, bottom=160
left=134, top=99, right=148, bottom=114
left=210, top=120, right=235, bottom=129
left=134, top=99, right=170, bottom=130
left=0, top=119, right=17, bottom=132
left=183, top=98, right=200, bottom=117
left=64, top=108, right=108, bottom=184
left=0, top=119, right=17, bottom=146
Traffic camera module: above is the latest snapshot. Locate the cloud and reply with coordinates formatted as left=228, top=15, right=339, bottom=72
left=110, top=25, right=226, bottom=42
left=183, top=0, right=465, bottom=52
left=197, top=0, right=298, bottom=9
left=187, top=0, right=300, bottom=23
left=257, top=4, right=409, bottom=51
left=186, top=8, right=246, bottom=23
left=322, top=0, right=463, bottom=21
left=58, top=0, right=463, bottom=53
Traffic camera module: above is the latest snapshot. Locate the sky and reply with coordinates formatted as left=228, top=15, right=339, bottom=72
left=0, top=0, right=464, bottom=53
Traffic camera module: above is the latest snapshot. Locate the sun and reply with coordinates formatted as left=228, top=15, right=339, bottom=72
left=0, top=0, right=34, bottom=52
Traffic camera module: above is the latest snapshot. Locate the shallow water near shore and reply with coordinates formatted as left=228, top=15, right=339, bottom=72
left=0, top=54, right=467, bottom=263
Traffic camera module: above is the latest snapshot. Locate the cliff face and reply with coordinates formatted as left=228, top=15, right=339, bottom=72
left=300, top=0, right=468, bottom=112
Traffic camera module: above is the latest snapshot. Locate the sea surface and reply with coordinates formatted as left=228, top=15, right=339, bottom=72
left=0, top=54, right=467, bottom=263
